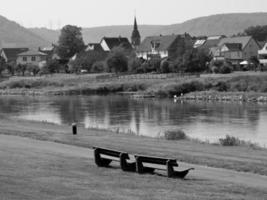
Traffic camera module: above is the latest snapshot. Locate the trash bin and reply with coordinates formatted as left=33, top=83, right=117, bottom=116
left=72, top=123, right=77, bottom=135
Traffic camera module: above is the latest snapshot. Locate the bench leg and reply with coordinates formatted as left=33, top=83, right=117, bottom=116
left=136, top=156, right=144, bottom=173
left=173, top=168, right=195, bottom=179
left=94, top=148, right=112, bottom=167
left=167, top=162, right=195, bottom=179
left=136, top=156, right=155, bottom=174
left=167, top=160, right=175, bottom=178
left=120, top=153, right=136, bottom=172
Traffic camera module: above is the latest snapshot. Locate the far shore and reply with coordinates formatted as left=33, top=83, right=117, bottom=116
left=1, top=72, right=267, bottom=99
left=1, top=117, right=267, bottom=177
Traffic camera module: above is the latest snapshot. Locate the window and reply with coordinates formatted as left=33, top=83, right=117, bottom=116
left=22, top=57, right=27, bottom=61
left=151, top=41, right=160, bottom=50
left=31, top=56, right=36, bottom=61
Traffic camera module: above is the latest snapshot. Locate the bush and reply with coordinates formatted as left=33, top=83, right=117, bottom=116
left=219, top=135, right=241, bottom=146
left=16, top=64, right=27, bottom=76
left=160, top=60, right=170, bottom=73
left=91, top=61, right=105, bottom=73
left=0, top=79, right=63, bottom=89
left=27, top=64, right=40, bottom=76
left=128, top=58, right=142, bottom=73
left=147, top=58, right=161, bottom=73
left=215, top=81, right=229, bottom=92
left=211, top=66, right=219, bottom=73
left=170, top=81, right=205, bottom=96
left=219, top=65, right=233, bottom=74
left=164, top=129, right=187, bottom=140
left=106, top=47, right=128, bottom=73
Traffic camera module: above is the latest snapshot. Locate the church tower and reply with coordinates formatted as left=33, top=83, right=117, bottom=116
left=131, top=16, right=141, bottom=48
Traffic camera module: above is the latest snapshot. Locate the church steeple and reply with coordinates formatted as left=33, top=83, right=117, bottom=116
left=131, top=16, right=141, bottom=48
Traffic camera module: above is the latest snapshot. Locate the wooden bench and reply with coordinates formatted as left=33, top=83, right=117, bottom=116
left=93, top=147, right=136, bottom=172
left=135, top=155, right=194, bottom=178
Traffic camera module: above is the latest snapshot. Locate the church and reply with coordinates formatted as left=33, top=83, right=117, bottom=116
left=131, top=16, right=141, bottom=49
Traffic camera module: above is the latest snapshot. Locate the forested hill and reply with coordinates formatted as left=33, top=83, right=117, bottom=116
left=30, top=13, right=267, bottom=44
left=2, top=12, right=267, bottom=46
left=0, top=15, right=49, bottom=48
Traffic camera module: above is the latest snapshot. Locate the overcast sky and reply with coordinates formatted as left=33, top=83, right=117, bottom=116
left=1, top=0, right=267, bottom=29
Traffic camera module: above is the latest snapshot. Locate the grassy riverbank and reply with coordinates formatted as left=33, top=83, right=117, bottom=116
left=2, top=72, right=267, bottom=97
left=2, top=135, right=267, bottom=200
left=1, top=118, right=267, bottom=176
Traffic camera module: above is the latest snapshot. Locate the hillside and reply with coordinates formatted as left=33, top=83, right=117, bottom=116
left=29, top=13, right=267, bottom=44
left=0, top=15, right=49, bottom=48
left=160, top=13, right=267, bottom=36
left=29, top=25, right=165, bottom=44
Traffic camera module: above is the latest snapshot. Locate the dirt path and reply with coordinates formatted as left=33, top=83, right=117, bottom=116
left=1, top=134, right=267, bottom=190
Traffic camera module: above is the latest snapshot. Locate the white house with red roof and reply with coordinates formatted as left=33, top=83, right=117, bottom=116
left=16, top=49, right=47, bottom=66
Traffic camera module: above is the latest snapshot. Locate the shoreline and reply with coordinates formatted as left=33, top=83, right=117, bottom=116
left=2, top=72, right=267, bottom=100
left=176, top=91, right=267, bottom=102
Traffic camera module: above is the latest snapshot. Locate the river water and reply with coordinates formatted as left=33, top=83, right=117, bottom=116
left=0, top=95, right=267, bottom=147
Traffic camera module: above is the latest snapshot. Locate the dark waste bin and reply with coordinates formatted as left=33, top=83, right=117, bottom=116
left=72, top=123, right=77, bottom=135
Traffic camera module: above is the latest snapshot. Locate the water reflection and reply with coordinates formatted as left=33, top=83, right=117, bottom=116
left=0, top=95, right=266, bottom=146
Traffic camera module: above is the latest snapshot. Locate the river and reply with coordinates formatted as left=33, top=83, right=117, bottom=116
left=0, top=95, right=267, bottom=147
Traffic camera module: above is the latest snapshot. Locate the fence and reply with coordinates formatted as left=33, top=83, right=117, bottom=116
left=95, top=73, right=200, bottom=81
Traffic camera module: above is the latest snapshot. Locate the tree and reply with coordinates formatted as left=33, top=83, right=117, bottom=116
left=160, top=60, right=171, bottom=73
left=16, top=64, right=27, bottom=76
left=249, top=56, right=260, bottom=71
left=0, top=56, right=6, bottom=76
left=6, top=61, right=16, bottom=76
left=178, top=49, right=210, bottom=73
left=47, top=59, right=60, bottom=74
left=27, top=64, right=40, bottom=76
left=56, top=25, right=85, bottom=60
left=128, top=58, right=141, bottom=73
left=244, top=25, right=267, bottom=41
left=106, top=47, right=128, bottom=73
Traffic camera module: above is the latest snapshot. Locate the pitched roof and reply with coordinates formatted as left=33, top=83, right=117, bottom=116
left=194, top=39, right=206, bottom=48
left=86, top=43, right=104, bottom=52
left=18, top=50, right=47, bottom=56
left=199, top=37, right=224, bottom=50
left=257, top=41, right=266, bottom=49
left=223, top=43, right=242, bottom=51
left=218, top=36, right=253, bottom=50
left=101, top=37, right=132, bottom=50
left=194, top=35, right=225, bottom=50
left=39, top=47, right=54, bottom=51
left=1, top=48, right=29, bottom=61
left=137, top=35, right=178, bottom=52
left=207, top=35, right=225, bottom=40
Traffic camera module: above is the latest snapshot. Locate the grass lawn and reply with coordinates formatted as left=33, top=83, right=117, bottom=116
left=1, top=118, right=267, bottom=176
left=1, top=134, right=266, bottom=200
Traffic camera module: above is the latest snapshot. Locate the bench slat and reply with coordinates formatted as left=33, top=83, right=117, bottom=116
left=135, top=155, right=178, bottom=166
left=93, top=146, right=129, bottom=159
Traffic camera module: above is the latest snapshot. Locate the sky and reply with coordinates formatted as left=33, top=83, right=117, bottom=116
left=1, top=0, right=267, bottom=29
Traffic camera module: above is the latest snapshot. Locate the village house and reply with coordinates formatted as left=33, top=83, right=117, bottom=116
left=136, top=33, right=193, bottom=60
left=194, top=35, right=225, bottom=55
left=38, top=46, right=57, bottom=60
left=258, top=42, right=267, bottom=66
left=85, top=43, right=105, bottom=52
left=100, top=37, right=133, bottom=52
left=70, top=43, right=107, bottom=62
left=0, top=48, right=29, bottom=63
left=212, top=36, right=261, bottom=65
left=16, top=49, right=47, bottom=66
